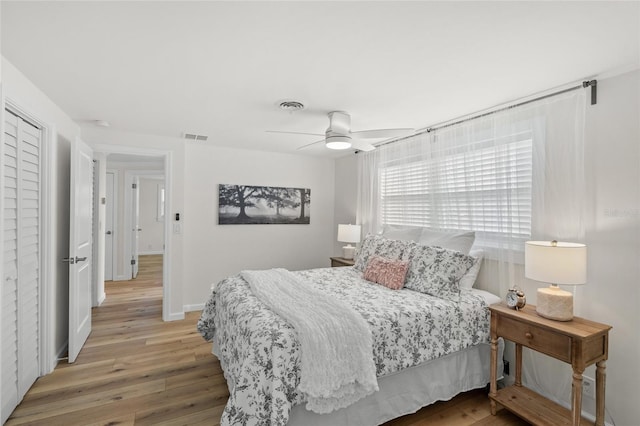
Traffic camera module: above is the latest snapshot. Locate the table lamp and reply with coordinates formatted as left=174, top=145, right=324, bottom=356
left=525, top=240, right=587, bottom=321
left=337, top=224, right=361, bottom=259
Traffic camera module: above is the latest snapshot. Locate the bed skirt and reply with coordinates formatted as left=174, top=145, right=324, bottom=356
left=287, top=339, right=504, bottom=426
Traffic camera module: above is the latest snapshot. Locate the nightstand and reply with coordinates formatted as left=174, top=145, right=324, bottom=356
left=330, top=256, right=355, bottom=267
left=489, top=303, right=611, bottom=426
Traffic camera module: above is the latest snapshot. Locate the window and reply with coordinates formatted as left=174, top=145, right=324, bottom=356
left=379, top=131, right=533, bottom=249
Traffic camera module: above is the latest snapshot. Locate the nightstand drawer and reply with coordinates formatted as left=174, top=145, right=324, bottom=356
left=498, top=316, right=572, bottom=363
left=330, top=257, right=355, bottom=267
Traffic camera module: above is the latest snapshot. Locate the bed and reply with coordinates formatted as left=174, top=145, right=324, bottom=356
left=197, top=234, right=504, bottom=426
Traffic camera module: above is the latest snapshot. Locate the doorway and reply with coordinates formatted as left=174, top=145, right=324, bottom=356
left=104, top=171, right=115, bottom=281
left=123, top=170, right=165, bottom=280
left=93, top=149, right=172, bottom=321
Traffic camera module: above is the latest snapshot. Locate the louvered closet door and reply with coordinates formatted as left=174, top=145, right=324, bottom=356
left=2, top=110, right=41, bottom=424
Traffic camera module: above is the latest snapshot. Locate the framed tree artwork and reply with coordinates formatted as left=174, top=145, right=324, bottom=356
left=218, top=184, right=311, bottom=225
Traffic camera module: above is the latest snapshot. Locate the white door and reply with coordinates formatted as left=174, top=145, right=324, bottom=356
left=104, top=172, right=114, bottom=281
left=2, top=110, right=41, bottom=423
left=68, top=138, right=94, bottom=363
left=131, top=177, right=140, bottom=279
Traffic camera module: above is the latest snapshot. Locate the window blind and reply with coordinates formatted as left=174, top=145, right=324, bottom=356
left=379, top=134, right=533, bottom=248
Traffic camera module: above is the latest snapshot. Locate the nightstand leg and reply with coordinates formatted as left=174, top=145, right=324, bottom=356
left=595, top=360, right=606, bottom=426
left=515, top=343, right=522, bottom=386
left=572, top=369, right=584, bottom=426
left=490, top=336, right=498, bottom=415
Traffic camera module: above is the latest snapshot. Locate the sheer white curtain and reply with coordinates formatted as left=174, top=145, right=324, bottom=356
left=357, top=88, right=587, bottom=407
left=357, top=89, right=586, bottom=297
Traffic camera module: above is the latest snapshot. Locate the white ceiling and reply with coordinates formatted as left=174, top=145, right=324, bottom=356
left=2, top=1, right=639, bottom=157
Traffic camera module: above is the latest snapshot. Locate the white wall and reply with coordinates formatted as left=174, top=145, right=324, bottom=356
left=82, top=129, right=337, bottom=314
left=580, top=69, right=639, bottom=425
left=333, top=154, right=358, bottom=255
left=182, top=143, right=336, bottom=308
left=138, top=177, right=164, bottom=254
left=2, top=57, right=79, bottom=364
left=517, top=70, right=640, bottom=425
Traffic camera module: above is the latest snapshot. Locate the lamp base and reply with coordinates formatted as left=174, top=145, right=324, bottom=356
left=342, top=244, right=356, bottom=260
left=536, top=285, right=573, bottom=321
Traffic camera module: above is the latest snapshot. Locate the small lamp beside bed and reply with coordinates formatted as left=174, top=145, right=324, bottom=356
left=525, top=240, right=587, bottom=321
left=337, top=224, right=361, bottom=260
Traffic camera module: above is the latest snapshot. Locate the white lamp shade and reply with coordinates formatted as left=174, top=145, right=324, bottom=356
left=525, top=241, right=587, bottom=285
left=337, top=224, right=361, bottom=243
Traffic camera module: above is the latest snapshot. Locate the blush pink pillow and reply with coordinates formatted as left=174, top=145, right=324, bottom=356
left=363, top=255, right=409, bottom=290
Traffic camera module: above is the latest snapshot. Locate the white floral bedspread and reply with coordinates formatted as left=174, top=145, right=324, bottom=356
left=197, top=266, right=490, bottom=426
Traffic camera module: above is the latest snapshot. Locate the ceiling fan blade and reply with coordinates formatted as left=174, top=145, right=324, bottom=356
left=351, top=139, right=376, bottom=152
left=350, top=128, right=414, bottom=139
left=266, top=130, right=324, bottom=137
left=296, top=138, right=325, bottom=150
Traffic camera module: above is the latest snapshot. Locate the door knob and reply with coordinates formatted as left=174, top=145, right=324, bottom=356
left=62, top=256, right=87, bottom=264
left=106, top=230, right=112, bottom=235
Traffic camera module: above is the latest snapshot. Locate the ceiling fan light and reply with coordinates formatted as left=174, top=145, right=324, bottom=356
left=326, top=135, right=351, bottom=150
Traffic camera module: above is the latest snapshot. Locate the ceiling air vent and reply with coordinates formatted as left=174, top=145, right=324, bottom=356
left=278, top=100, right=305, bottom=111
left=183, top=133, right=208, bottom=141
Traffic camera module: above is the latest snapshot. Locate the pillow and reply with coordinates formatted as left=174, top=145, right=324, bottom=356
left=404, top=244, right=475, bottom=300
left=363, top=255, right=409, bottom=290
left=380, top=224, right=423, bottom=242
left=459, top=249, right=484, bottom=289
left=354, top=234, right=416, bottom=272
left=418, top=228, right=475, bottom=254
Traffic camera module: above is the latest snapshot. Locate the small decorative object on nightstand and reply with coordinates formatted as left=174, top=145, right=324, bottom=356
left=330, top=257, right=355, bottom=267
left=489, top=303, right=611, bottom=426
left=505, top=287, right=526, bottom=310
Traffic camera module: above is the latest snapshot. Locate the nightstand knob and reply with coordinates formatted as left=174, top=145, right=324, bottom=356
left=525, top=332, right=533, bottom=339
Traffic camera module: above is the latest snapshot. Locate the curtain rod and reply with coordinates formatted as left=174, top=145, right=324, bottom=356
left=372, top=79, right=597, bottom=150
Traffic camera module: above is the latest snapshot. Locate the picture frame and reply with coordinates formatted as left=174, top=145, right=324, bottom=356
left=218, top=184, right=310, bottom=225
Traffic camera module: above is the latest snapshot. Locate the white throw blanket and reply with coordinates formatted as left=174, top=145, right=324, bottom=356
left=240, top=268, right=379, bottom=414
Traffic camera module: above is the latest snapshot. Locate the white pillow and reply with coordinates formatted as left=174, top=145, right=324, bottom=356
left=380, top=224, right=423, bottom=242
left=418, top=228, right=475, bottom=254
left=459, top=249, right=484, bottom=289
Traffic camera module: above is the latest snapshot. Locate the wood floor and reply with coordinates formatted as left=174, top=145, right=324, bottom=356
left=7, top=255, right=529, bottom=425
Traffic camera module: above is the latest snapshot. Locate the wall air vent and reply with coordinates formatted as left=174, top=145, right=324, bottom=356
left=183, top=133, right=208, bottom=141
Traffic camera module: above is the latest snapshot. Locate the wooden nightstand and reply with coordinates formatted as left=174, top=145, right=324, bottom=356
left=330, top=256, right=355, bottom=267
left=489, top=303, right=611, bottom=426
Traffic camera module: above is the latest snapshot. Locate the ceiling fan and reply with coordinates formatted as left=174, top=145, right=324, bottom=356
left=268, top=111, right=414, bottom=151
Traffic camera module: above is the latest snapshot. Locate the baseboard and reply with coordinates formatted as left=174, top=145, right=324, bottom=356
left=114, top=274, right=129, bottom=281
left=97, top=292, right=106, bottom=306
left=139, top=250, right=164, bottom=255
left=165, top=311, right=185, bottom=321
left=184, top=303, right=205, bottom=312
